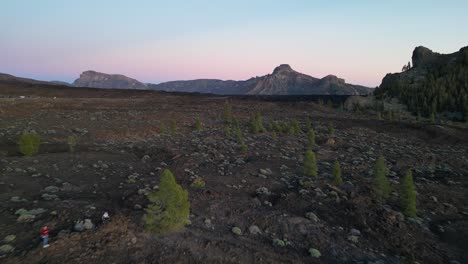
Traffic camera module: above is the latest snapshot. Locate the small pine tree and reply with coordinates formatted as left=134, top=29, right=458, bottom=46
left=308, top=128, right=316, bottom=147
left=303, top=150, right=318, bottom=178
left=169, top=120, right=177, bottom=135
left=225, top=124, right=231, bottom=137
left=143, top=169, right=190, bottom=234
left=328, top=122, right=335, bottom=136
left=305, top=117, right=312, bottom=132
left=332, top=161, right=343, bottom=185
left=401, top=169, right=417, bottom=217
left=290, top=119, right=300, bottom=135
left=373, top=155, right=391, bottom=200
left=190, top=176, right=205, bottom=189
left=250, top=112, right=265, bottom=133
left=240, top=143, right=248, bottom=152
left=194, top=117, right=202, bottom=131
left=67, top=135, right=77, bottom=152
left=224, top=101, right=232, bottom=124
left=18, top=133, right=41, bottom=156
left=430, top=112, right=436, bottom=124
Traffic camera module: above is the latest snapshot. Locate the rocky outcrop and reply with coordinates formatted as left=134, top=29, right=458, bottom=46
left=73, top=71, right=147, bottom=89
left=375, top=45, right=468, bottom=118
left=246, top=65, right=371, bottom=95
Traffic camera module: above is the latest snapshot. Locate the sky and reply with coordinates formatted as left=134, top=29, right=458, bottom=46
left=0, top=0, right=467, bottom=87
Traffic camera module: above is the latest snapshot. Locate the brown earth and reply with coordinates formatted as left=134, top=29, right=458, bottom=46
left=0, top=82, right=467, bottom=264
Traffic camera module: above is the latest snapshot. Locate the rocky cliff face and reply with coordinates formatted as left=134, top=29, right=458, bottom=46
left=246, top=64, right=371, bottom=95
left=375, top=46, right=468, bottom=118
left=73, top=71, right=147, bottom=89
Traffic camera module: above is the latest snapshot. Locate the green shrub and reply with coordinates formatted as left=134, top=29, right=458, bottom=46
left=240, top=144, right=248, bottom=152
left=332, top=161, right=343, bottom=186
left=18, top=133, right=41, bottom=156
left=225, top=124, right=231, bottom=137
left=224, top=101, right=232, bottom=123
left=67, top=135, right=77, bottom=152
left=401, top=169, right=417, bottom=217
left=249, top=112, right=265, bottom=133
left=194, top=117, right=202, bottom=131
left=328, top=122, right=335, bottom=136
left=308, top=128, right=316, bottom=147
left=303, top=150, right=318, bottom=178
left=190, top=176, right=205, bottom=189
left=143, top=169, right=190, bottom=234
left=232, top=117, right=243, bottom=143
left=373, top=155, right=391, bottom=200
left=290, top=119, right=300, bottom=135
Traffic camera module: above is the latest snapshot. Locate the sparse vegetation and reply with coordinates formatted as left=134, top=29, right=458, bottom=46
left=303, top=150, right=318, bottom=178
left=401, top=169, right=417, bottom=217
left=18, top=133, right=41, bottom=156
left=328, top=122, right=335, bottom=136
left=305, top=117, right=312, bottom=131
left=170, top=120, right=177, bottom=135
left=190, top=176, right=206, bottom=189
left=290, top=119, right=300, bottom=135
left=67, top=135, right=77, bottom=152
left=332, top=161, right=343, bottom=186
left=373, top=155, right=391, bottom=200
left=143, top=169, right=190, bottom=234
left=308, top=128, right=316, bottom=147
left=224, top=101, right=232, bottom=123
left=250, top=112, right=266, bottom=133
left=194, top=117, right=203, bottom=131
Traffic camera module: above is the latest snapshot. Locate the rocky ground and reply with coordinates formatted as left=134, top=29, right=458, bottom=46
left=0, top=85, right=467, bottom=264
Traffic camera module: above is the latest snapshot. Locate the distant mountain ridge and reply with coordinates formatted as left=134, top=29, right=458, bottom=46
left=72, top=65, right=372, bottom=95
left=72, top=71, right=148, bottom=89
left=0, top=65, right=372, bottom=95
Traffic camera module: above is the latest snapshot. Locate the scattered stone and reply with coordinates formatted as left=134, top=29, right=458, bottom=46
left=74, top=220, right=85, bottom=232
left=348, top=235, right=359, bottom=243
left=259, top=168, right=273, bottom=176
left=256, top=187, right=271, bottom=195
left=17, top=214, right=35, bottom=223
left=134, top=204, right=142, bottom=210
left=42, top=193, right=59, bottom=201
left=0, top=244, right=14, bottom=255
left=231, top=227, right=242, bottom=236
left=83, top=219, right=94, bottom=230
left=10, top=196, right=27, bottom=203
left=309, top=248, right=321, bottom=258
left=350, top=229, right=361, bottom=236
left=305, top=212, right=319, bottom=222
left=273, top=238, right=286, bottom=247
left=3, top=235, right=16, bottom=243
left=43, top=186, right=60, bottom=193
left=204, top=219, right=213, bottom=228
left=248, top=225, right=261, bottom=235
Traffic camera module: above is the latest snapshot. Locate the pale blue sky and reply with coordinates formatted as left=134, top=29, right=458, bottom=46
left=1, top=0, right=467, bottom=86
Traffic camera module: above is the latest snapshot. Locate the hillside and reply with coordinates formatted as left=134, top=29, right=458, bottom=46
left=375, top=46, right=468, bottom=120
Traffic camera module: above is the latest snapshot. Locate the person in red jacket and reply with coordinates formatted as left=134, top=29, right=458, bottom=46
left=41, top=226, right=50, bottom=248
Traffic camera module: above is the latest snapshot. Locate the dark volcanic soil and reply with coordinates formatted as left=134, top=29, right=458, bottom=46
left=0, top=83, right=467, bottom=264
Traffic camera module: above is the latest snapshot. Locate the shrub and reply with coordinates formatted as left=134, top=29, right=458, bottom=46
left=18, top=133, right=41, bottom=156
left=303, top=150, right=318, bottom=178
left=224, top=101, right=232, bottom=123
left=194, top=117, right=203, bottom=131
left=373, top=155, right=391, bottom=200
left=401, top=169, right=417, bottom=217
left=249, top=112, right=265, bottom=133
left=308, top=128, right=316, bottom=147
left=143, top=169, right=190, bottom=234
left=225, top=124, right=231, bottom=137
left=290, top=119, right=300, bottom=135
left=190, top=176, right=205, bottom=189
left=332, top=161, right=343, bottom=186
left=328, top=122, right=335, bottom=136
left=67, top=135, right=77, bottom=152
left=232, top=117, right=243, bottom=142
left=240, top=144, right=248, bottom=152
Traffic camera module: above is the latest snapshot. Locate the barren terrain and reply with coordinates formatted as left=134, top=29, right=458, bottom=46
left=0, top=83, right=467, bottom=263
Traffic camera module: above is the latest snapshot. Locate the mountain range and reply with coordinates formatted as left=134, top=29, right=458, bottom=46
left=70, top=64, right=372, bottom=95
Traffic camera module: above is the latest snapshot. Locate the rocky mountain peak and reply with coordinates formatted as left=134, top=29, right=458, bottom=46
left=272, top=64, right=294, bottom=74
left=412, top=46, right=436, bottom=67
left=73, top=70, right=147, bottom=89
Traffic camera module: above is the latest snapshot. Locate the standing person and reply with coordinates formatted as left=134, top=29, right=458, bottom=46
left=41, top=226, right=50, bottom=248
